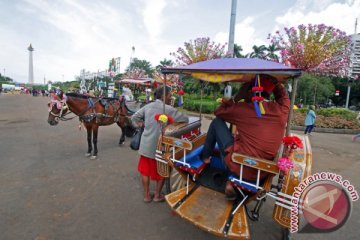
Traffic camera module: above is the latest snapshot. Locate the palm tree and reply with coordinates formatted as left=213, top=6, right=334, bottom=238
left=233, top=44, right=245, bottom=58
left=266, top=44, right=280, bottom=62
left=249, top=45, right=267, bottom=59
left=156, top=58, right=174, bottom=71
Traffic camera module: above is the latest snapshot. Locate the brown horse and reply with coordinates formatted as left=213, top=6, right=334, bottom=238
left=47, top=91, right=140, bottom=159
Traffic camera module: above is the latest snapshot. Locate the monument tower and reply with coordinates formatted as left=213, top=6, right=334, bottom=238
left=28, top=44, right=34, bottom=84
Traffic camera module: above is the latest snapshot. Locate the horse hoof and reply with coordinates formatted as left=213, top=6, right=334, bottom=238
left=85, top=153, right=91, bottom=157
left=119, top=142, right=125, bottom=145
left=90, top=155, right=97, bottom=160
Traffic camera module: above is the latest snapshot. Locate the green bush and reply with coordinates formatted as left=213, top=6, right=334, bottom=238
left=295, top=108, right=357, bottom=121
left=183, top=98, right=219, bottom=113
left=316, top=108, right=357, bottom=121
left=137, top=95, right=146, bottom=101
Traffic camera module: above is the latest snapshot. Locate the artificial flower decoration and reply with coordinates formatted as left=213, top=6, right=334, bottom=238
left=252, top=86, right=264, bottom=92
left=50, top=93, right=67, bottom=110
left=278, top=135, right=303, bottom=175
left=282, top=136, right=303, bottom=150
left=178, top=81, right=184, bottom=86
left=251, top=96, right=265, bottom=102
left=155, top=114, right=174, bottom=125
left=159, top=115, right=168, bottom=123
left=277, top=157, right=294, bottom=173
left=178, top=89, right=185, bottom=95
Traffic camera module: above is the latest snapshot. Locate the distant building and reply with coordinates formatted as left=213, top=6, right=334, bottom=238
left=349, top=34, right=360, bottom=79
left=77, top=57, right=121, bottom=80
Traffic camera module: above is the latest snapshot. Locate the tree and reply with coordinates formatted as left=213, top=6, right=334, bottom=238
left=329, top=77, right=360, bottom=108
left=296, top=73, right=335, bottom=105
left=249, top=45, right=267, bottom=59
left=233, top=44, right=245, bottom=58
left=269, top=24, right=351, bottom=76
left=125, top=58, right=154, bottom=77
left=265, top=43, right=280, bottom=62
left=123, top=67, right=146, bottom=79
left=170, top=37, right=229, bottom=66
left=156, top=58, right=174, bottom=71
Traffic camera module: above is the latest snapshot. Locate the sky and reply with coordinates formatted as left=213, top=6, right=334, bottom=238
left=0, top=0, right=359, bottom=84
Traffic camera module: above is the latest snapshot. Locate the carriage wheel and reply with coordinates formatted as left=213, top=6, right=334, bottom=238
left=165, top=168, right=187, bottom=194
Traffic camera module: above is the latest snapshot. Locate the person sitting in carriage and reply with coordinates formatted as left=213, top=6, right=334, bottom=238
left=201, top=74, right=290, bottom=199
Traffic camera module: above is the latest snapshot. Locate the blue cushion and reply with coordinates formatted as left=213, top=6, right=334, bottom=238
left=228, top=175, right=258, bottom=193
left=177, top=145, right=204, bottom=169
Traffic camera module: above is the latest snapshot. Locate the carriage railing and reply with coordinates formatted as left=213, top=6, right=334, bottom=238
left=230, top=134, right=312, bottom=228
left=155, top=117, right=202, bottom=177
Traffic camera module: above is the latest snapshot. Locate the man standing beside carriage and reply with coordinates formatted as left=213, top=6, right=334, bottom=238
left=131, top=86, right=189, bottom=203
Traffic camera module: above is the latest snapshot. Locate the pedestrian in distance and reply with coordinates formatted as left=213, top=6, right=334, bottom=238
left=304, top=105, right=316, bottom=135
left=353, top=133, right=360, bottom=142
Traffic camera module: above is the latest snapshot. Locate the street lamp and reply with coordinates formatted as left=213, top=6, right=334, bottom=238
left=62, top=74, right=64, bottom=82
left=3, top=68, right=5, bottom=79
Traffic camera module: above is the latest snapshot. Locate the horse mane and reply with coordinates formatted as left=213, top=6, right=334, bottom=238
left=65, top=92, right=93, bottom=99
left=65, top=92, right=118, bottom=101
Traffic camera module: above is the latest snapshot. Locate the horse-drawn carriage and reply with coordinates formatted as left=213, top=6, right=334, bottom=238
left=154, top=58, right=312, bottom=239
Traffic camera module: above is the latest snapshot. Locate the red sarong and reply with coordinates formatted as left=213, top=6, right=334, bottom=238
left=138, top=155, right=164, bottom=181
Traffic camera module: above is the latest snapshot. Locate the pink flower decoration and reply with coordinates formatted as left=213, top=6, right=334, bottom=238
left=277, top=157, right=294, bottom=173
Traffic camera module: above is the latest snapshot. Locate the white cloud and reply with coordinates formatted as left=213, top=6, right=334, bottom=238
left=10, top=0, right=136, bottom=82
left=142, top=0, right=167, bottom=41
left=2, top=0, right=359, bottom=84
left=274, top=0, right=360, bottom=35
left=214, top=17, right=267, bottom=54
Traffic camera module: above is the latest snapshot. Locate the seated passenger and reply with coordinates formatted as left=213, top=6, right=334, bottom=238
left=201, top=74, right=290, bottom=198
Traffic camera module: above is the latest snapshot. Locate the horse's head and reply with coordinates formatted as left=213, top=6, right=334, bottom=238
left=47, top=91, right=68, bottom=126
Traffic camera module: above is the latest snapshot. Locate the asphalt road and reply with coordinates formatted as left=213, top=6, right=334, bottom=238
left=0, top=94, right=359, bottom=240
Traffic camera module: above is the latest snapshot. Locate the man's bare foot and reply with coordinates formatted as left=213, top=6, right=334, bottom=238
left=225, top=181, right=237, bottom=201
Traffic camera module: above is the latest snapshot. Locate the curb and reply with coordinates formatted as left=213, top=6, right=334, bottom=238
left=187, top=113, right=360, bottom=135
left=290, top=126, right=360, bottom=135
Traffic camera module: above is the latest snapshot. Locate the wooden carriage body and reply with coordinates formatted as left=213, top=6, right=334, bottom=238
left=156, top=122, right=312, bottom=239
left=154, top=58, right=308, bottom=239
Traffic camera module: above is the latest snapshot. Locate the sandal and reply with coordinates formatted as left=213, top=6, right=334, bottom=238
left=153, top=195, right=165, bottom=202
left=144, top=194, right=153, bottom=203
left=144, top=197, right=152, bottom=203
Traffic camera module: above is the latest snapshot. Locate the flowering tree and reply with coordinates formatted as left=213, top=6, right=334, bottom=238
left=123, top=67, right=146, bottom=79
left=269, top=24, right=352, bottom=76
left=170, top=37, right=229, bottom=66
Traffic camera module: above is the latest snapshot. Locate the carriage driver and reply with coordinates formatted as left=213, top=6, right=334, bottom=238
left=201, top=74, right=290, bottom=200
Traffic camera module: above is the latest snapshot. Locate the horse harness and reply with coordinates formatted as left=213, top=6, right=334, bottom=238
left=50, top=94, right=124, bottom=124
left=78, top=97, right=123, bottom=123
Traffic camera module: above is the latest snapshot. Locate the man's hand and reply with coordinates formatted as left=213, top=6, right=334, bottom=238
left=137, top=121, right=145, bottom=128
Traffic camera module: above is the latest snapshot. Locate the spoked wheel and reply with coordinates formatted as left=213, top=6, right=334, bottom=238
left=281, top=227, right=291, bottom=240
left=165, top=168, right=187, bottom=194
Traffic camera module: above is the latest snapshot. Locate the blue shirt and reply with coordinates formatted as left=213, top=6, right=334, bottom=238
left=305, top=110, right=316, bottom=126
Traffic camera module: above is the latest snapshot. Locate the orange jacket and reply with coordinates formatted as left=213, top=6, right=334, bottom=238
left=215, top=83, right=290, bottom=181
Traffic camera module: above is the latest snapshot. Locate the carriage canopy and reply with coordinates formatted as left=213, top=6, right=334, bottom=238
left=161, top=58, right=302, bottom=83
left=116, top=78, right=152, bottom=86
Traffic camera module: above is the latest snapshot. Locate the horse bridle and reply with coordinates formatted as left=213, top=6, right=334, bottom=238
left=49, top=97, right=71, bottom=122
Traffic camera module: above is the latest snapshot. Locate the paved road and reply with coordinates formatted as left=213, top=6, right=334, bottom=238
left=0, top=94, right=359, bottom=240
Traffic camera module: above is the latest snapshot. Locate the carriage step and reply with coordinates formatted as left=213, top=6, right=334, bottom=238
left=165, top=186, right=250, bottom=239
